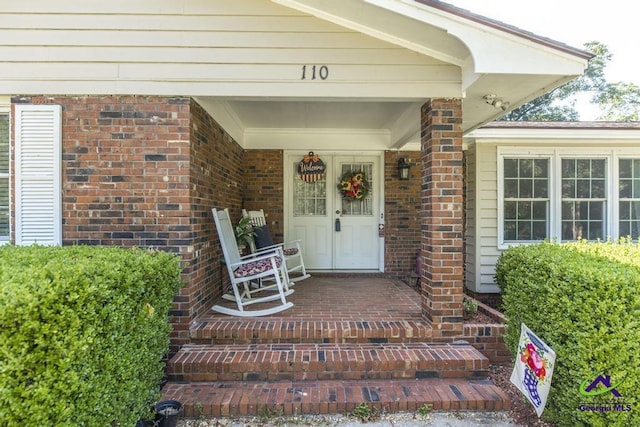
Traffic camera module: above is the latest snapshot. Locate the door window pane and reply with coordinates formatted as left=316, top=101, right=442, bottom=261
left=339, top=163, right=373, bottom=216
left=293, top=162, right=326, bottom=216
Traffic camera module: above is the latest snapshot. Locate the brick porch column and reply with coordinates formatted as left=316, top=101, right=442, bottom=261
left=420, top=98, right=464, bottom=340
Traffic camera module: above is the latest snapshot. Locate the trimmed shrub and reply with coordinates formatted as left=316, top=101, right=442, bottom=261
left=0, top=245, right=182, bottom=427
left=496, top=240, right=640, bottom=427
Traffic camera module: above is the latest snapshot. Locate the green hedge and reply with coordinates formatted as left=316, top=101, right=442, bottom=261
left=0, top=245, right=182, bottom=427
left=496, top=240, right=640, bottom=426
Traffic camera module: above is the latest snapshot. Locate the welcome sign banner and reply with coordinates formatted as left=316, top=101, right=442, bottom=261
left=510, top=323, right=556, bottom=417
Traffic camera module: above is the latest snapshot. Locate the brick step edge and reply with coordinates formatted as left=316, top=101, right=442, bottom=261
left=166, top=342, right=489, bottom=383
left=160, top=378, right=511, bottom=418
left=189, top=319, right=433, bottom=344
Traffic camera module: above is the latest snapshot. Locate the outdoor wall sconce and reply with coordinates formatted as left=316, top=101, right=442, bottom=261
left=483, top=94, right=510, bottom=111
left=398, top=158, right=410, bottom=180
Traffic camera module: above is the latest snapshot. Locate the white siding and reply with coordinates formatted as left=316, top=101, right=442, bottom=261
left=0, top=0, right=460, bottom=98
left=474, top=143, right=501, bottom=293
left=466, top=132, right=640, bottom=294
left=464, top=144, right=477, bottom=291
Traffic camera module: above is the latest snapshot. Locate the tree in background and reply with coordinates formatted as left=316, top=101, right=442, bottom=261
left=596, top=81, right=640, bottom=121
left=501, top=41, right=640, bottom=121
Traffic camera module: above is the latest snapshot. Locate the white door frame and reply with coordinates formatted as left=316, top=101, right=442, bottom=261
left=284, top=150, right=385, bottom=272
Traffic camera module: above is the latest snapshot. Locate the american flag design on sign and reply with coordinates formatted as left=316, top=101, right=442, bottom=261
left=297, top=152, right=326, bottom=183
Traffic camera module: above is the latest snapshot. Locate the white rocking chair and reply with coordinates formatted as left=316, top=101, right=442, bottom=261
left=242, top=209, right=311, bottom=283
left=211, top=208, right=294, bottom=317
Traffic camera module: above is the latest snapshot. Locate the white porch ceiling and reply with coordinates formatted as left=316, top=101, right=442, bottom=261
left=225, top=100, right=414, bottom=130
left=196, top=97, right=424, bottom=150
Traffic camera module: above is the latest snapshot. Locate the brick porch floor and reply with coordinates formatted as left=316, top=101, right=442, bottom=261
left=190, top=276, right=432, bottom=344
left=201, top=275, right=422, bottom=320
left=162, top=276, right=511, bottom=418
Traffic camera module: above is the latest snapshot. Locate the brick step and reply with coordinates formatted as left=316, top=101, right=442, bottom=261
left=166, top=342, right=489, bottom=383
left=160, top=377, right=510, bottom=418
left=189, top=319, right=433, bottom=345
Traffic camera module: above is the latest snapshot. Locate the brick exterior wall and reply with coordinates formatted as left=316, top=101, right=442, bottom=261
left=11, top=96, right=249, bottom=354
left=13, top=96, right=193, bottom=252
left=187, top=100, right=245, bottom=352
left=243, top=150, right=285, bottom=241
left=384, top=151, right=421, bottom=277
left=16, top=95, right=196, bottom=353
left=10, top=96, right=470, bottom=352
left=241, top=150, right=423, bottom=277
left=420, top=98, right=464, bottom=339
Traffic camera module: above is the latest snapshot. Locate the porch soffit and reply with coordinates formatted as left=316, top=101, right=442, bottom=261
left=199, top=0, right=589, bottom=150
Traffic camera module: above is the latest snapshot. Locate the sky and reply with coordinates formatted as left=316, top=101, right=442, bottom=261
left=445, top=0, right=639, bottom=119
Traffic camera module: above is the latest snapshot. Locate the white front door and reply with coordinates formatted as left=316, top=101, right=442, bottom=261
left=286, top=153, right=382, bottom=270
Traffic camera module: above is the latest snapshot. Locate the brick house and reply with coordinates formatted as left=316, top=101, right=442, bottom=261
left=0, top=0, right=592, bottom=354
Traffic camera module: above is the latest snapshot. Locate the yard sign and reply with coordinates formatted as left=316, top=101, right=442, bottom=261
left=510, top=323, right=556, bottom=417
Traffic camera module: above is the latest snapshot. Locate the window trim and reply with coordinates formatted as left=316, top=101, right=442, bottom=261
left=616, top=157, right=640, bottom=240
left=497, top=149, right=553, bottom=249
left=558, top=157, right=608, bottom=241
left=499, top=155, right=551, bottom=244
left=497, top=148, right=639, bottom=249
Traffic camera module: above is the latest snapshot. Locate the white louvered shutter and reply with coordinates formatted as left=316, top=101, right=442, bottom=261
left=15, top=104, right=62, bottom=246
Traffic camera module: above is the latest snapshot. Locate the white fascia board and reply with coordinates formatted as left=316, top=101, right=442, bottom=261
left=363, top=0, right=588, bottom=76
left=455, top=28, right=586, bottom=76
left=460, top=56, right=480, bottom=92
left=468, top=127, right=640, bottom=142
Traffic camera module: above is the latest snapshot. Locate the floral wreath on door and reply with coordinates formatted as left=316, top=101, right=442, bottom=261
left=338, top=171, right=370, bottom=200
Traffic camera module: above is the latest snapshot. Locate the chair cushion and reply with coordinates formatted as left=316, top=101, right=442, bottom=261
left=283, top=248, right=299, bottom=256
left=254, top=225, right=275, bottom=249
left=233, top=256, right=283, bottom=278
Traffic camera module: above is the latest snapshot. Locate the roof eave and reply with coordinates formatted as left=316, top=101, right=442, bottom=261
left=414, top=0, right=594, bottom=60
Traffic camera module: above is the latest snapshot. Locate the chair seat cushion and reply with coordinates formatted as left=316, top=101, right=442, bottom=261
left=233, top=256, right=282, bottom=278
left=283, top=248, right=299, bottom=256
left=254, top=225, right=275, bottom=249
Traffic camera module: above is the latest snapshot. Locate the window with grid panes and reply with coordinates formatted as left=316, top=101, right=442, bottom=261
left=293, top=163, right=326, bottom=216
left=503, top=158, right=549, bottom=242
left=561, top=159, right=606, bottom=240
left=619, top=158, right=640, bottom=240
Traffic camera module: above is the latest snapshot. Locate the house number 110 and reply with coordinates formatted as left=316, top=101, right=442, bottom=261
left=301, top=65, right=329, bottom=80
